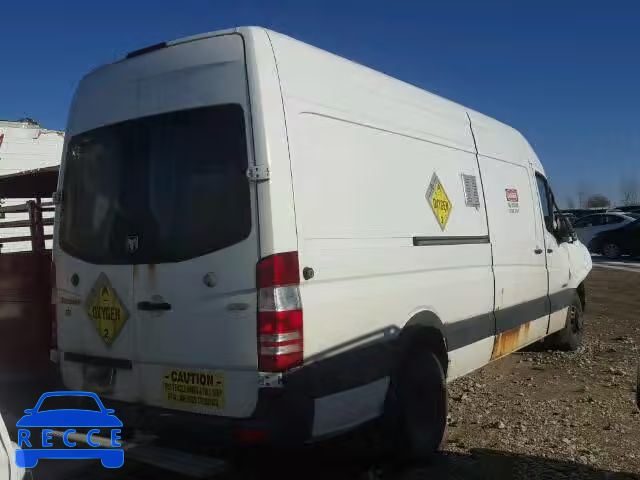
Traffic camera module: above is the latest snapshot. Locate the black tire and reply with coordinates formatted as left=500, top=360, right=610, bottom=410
left=382, top=348, right=447, bottom=463
left=603, top=242, right=622, bottom=260
left=545, top=294, right=584, bottom=351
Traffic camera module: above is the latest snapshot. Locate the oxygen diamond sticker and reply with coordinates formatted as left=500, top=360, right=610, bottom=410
left=426, top=173, right=453, bottom=230
left=85, top=273, right=129, bottom=346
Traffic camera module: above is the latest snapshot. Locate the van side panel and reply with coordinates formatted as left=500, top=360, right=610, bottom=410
left=289, top=108, right=495, bottom=434
left=266, top=32, right=495, bottom=434
left=292, top=114, right=488, bottom=239
left=241, top=28, right=299, bottom=256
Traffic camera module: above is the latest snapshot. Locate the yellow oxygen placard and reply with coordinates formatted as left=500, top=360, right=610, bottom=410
left=426, top=173, right=453, bottom=230
left=85, top=273, right=129, bottom=346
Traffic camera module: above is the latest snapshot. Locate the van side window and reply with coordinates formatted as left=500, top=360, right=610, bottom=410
left=535, top=175, right=554, bottom=233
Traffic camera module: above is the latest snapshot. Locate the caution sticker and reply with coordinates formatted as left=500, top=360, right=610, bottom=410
left=85, top=273, right=129, bottom=346
left=426, top=173, right=453, bottom=230
left=162, top=369, right=225, bottom=409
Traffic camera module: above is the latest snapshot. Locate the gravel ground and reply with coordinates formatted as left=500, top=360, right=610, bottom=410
left=443, top=267, right=640, bottom=478
left=8, top=267, right=640, bottom=479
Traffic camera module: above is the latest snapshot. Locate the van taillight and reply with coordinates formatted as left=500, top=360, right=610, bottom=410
left=50, top=261, right=57, bottom=350
left=256, top=252, right=303, bottom=372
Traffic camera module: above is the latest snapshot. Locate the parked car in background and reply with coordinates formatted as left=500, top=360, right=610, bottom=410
left=616, top=205, right=640, bottom=213
left=562, top=208, right=607, bottom=220
left=590, top=218, right=640, bottom=259
left=572, top=212, right=640, bottom=248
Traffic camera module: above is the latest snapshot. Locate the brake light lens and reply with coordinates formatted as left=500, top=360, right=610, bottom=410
left=234, top=428, right=268, bottom=444
left=256, top=252, right=303, bottom=372
left=256, top=251, right=300, bottom=288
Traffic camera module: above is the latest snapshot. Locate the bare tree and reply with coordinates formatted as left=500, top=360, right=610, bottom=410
left=566, top=196, right=576, bottom=209
left=586, top=194, right=611, bottom=208
left=577, top=181, right=593, bottom=208
left=620, top=176, right=640, bottom=206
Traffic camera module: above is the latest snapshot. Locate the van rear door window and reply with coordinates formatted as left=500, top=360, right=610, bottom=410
left=59, top=104, right=251, bottom=264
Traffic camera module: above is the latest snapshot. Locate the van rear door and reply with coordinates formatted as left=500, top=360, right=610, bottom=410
left=130, top=103, right=260, bottom=417
left=58, top=34, right=261, bottom=418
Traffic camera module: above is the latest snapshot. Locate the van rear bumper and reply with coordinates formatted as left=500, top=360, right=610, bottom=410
left=102, top=387, right=314, bottom=447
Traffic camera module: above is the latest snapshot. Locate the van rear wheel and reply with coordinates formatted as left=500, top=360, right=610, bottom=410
left=383, top=349, right=447, bottom=462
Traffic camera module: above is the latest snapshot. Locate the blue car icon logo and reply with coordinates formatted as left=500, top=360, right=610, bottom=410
left=15, top=391, right=124, bottom=468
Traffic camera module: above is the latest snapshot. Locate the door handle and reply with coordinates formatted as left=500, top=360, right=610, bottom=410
left=534, top=248, right=543, bottom=254
left=137, top=301, right=171, bottom=311
left=547, top=248, right=554, bottom=254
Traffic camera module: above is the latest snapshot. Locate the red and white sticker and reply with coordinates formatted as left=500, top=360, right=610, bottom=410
left=505, top=188, right=519, bottom=202
left=505, top=188, right=520, bottom=213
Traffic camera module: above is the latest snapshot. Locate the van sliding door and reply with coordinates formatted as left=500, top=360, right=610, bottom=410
left=479, top=158, right=550, bottom=358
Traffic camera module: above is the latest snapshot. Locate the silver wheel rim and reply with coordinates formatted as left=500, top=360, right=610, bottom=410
left=604, top=243, right=620, bottom=258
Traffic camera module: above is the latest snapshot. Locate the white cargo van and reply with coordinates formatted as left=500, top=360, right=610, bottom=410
left=53, top=27, right=592, bottom=457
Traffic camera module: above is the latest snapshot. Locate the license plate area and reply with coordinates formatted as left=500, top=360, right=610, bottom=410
left=83, top=365, right=117, bottom=394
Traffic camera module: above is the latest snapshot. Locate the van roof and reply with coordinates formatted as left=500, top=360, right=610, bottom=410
left=261, top=28, right=542, bottom=171
left=86, top=26, right=543, bottom=172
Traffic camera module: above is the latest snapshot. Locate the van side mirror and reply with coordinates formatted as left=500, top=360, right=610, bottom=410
left=555, top=218, right=573, bottom=244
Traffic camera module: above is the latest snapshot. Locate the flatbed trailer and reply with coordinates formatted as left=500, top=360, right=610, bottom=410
left=0, top=166, right=58, bottom=381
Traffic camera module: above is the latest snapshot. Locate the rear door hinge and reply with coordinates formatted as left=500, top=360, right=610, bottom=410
left=52, top=190, right=63, bottom=205
left=246, top=165, right=270, bottom=182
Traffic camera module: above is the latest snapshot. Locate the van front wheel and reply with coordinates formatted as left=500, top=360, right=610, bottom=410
left=603, top=242, right=622, bottom=260
left=383, top=349, right=447, bottom=462
left=545, top=294, right=584, bottom=351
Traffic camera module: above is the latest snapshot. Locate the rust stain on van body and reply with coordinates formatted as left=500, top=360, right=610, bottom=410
left=132, top=263, right=157, bottom=289
left=147, top=263, right=156, bottom=289
left=491, top=321, right=531, bottom=360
